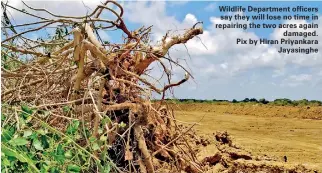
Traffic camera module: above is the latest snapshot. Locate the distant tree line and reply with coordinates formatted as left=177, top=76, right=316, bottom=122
left=160, top=98, right=322, bottom=106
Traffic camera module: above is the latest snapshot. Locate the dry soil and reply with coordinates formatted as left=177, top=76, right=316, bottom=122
left=174, top=103, right=322, bottom=172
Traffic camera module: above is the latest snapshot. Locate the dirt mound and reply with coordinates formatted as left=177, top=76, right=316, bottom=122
left=199, top=131, right=317, bottom=173
left=174, top=103, right=322, bottom=120
left=155, top=129, right=317, bottom=172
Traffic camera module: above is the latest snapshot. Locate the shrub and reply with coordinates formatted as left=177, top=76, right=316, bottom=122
left=242, top=98, right=250, bottom=102
left=271, top=98, right=292, bottom=106
left=258, top=98, right=269, bottom=104
left=249, top=98, right=258, bottom=102
left=309, top=100, right=322, bottom=106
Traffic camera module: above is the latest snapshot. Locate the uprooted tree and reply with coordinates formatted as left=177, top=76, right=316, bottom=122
left=1, top=1, right=317, bottom=173
left=1, top=1, right=204, bottom=172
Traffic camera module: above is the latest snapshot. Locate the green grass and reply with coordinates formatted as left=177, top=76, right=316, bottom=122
left=1, top=104, right=115, bottom=173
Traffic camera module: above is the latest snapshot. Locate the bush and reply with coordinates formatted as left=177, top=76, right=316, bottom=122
left=249, top=98, right=258, bottom=102
left=242, top=98, right=250, bottom=102
left=309, top=100, right=322, bottom=106
left=258, top=98, right=269, bottom=104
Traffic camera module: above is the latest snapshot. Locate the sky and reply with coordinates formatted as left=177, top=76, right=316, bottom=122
left=3, top=0, right=322, bottom=101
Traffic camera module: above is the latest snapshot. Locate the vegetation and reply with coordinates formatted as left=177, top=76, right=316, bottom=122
left=1, top=104, right=114, bottom=172
left=1, top=1, right=204, bottom=172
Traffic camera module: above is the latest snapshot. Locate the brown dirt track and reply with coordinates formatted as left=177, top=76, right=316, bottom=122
left=173, top=103, right=322, bottom=172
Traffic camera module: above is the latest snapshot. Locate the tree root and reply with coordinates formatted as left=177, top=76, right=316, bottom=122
left=134, top=125, right=155, bottom=173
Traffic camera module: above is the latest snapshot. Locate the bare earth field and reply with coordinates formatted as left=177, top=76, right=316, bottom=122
left=174, top=103, right=322, bottom=171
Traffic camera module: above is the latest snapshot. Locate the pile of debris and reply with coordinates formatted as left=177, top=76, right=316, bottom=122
left=199, top=131, right=316, bottom=173
left=1, top=1, right=204, bottom=172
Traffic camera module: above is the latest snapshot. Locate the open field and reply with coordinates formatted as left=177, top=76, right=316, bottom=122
left=173, top=103, right=322, bottom=120
left=174, top=103, right=322, bottom=171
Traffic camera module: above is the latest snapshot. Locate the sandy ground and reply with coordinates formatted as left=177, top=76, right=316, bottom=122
left=174, top=103, right=322, bottom=120
left=175, top=107, right=322, bottom=171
